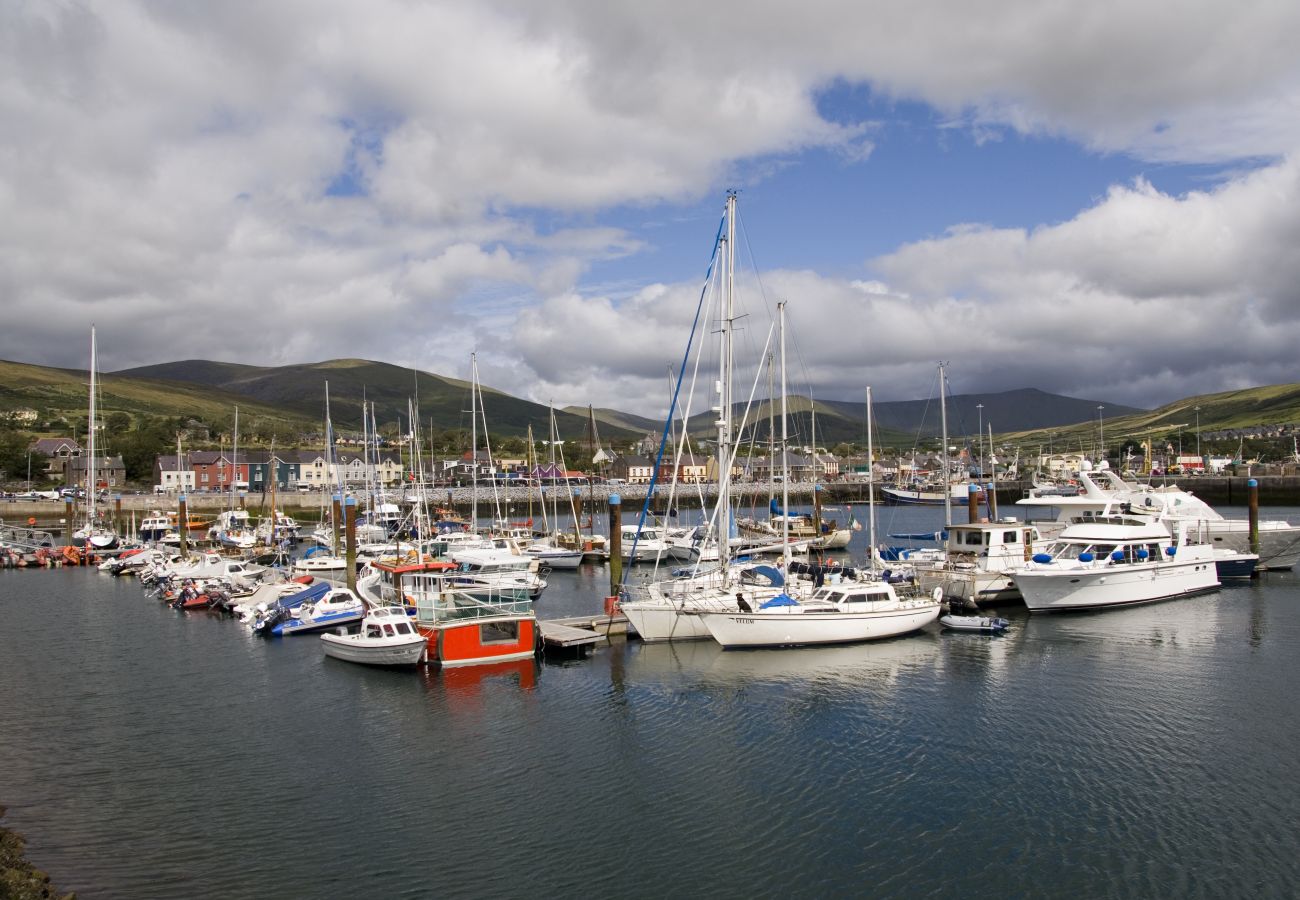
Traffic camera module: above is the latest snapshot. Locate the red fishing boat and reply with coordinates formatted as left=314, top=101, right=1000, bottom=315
left=360, top=559, right=538, bottom=668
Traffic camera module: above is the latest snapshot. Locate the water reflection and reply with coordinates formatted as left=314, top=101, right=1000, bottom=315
left=419, top=657, right=539, bottom=696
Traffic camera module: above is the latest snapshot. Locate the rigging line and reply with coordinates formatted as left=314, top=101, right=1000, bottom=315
left=623, top=208, right=728, bottom=589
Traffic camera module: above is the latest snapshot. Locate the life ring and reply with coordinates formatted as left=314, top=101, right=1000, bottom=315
left=27, top=517, right=37, bottom=526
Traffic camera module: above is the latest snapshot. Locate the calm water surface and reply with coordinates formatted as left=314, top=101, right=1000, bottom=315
left=2, top=505, right=1298, bottom=898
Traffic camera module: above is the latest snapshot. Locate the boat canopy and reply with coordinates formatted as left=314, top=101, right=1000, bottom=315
left=759, top=593, right=799, bottom=609
left=275, top=580, right=330, bottom=611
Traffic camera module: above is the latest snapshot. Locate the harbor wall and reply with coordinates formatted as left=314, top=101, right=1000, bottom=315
left=7, top=476, right=1300, bottom=530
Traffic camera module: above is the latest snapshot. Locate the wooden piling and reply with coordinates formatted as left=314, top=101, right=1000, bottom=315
left=64, top=498, right=73, bottom=547
left=607, top=493, right=622, bottom=603
left=1248, top=478, right=1259, bottom=555
left=114, top=494, right=123, bottom=537
left=344, top=496, right=357, bottom=592
left=986, top=482, right=998, bottom=520
left=332, top=493, right=342, bottom=556
left=967, top=483, right=980, bottom=523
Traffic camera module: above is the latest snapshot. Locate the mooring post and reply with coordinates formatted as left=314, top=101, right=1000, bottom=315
left=606, top=493, right=622, bottom=615
left=114, top=494, right=123, bottom=537
left=968, top=483, right=980, bottom=523
left=64, top=497, right=73, bottom=548
left=1248, top=478, right=1259, bottom=555
left=987, top=482, right=998, bottom=520
left=345, top=496, right=357, bottom=592
left=178, top=493, right=188, bottom=556
left=332, top=493, right=343, bottom=556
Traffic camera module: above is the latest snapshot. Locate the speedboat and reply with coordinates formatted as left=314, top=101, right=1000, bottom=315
left=271, top=587, right=365, bottom=636
left=320, top=606, right=427, bottom=666
left=1012, top=516, right=1219, bottom=612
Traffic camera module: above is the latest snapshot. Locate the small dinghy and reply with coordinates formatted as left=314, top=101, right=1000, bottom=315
left=939, top=611, right=1011, bottom=633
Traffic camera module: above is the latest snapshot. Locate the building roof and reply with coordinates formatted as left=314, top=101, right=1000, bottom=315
left=31, top=437, right=81, bottom=455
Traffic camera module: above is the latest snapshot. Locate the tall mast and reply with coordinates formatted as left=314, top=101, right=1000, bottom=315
left=718, top=192, right=736, bottom=572
left=866, top=386, right=877, bottom=571
left=779, top=300, right=791, bottom=569
left=231, top=405, right=239, bottom=509
left=939, top=362, right=951, bottom=527
left=87, top=326, right=96, bottom=523
left=470, top=352, right=479, bottom=531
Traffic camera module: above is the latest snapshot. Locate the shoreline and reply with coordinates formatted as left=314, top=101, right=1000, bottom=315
left=0, top=808, right=74, bottom=900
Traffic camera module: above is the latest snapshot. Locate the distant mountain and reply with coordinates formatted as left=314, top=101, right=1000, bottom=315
left=8, top=354, right=1293, bottom=453
left=671, top=388, right=1144, bottom=446
left=116, top=358, right=643, bottom=441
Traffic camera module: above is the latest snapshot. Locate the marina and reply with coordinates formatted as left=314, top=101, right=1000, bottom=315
left=1, top=503, right=1298, bottom=897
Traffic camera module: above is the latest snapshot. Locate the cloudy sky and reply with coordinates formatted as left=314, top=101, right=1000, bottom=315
left=3, top=0, right=1299, bottom=420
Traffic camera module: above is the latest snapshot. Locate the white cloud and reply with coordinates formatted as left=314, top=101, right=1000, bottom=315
left=1, top=1, right=1299, bottom=417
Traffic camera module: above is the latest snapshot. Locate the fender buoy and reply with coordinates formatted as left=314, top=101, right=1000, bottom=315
left=27, top=517, right=37, bottom=526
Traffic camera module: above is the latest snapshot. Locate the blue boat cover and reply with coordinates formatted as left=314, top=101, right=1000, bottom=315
left=769, top=498, right=785, bottom=517
left=743, top=564, right=785, bottom=587
left=274, top=580, right=330, bottom=612
left=759, top=593, right=799, bottom=609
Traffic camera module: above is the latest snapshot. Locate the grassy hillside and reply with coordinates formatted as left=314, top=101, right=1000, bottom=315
left=1001, top=383, right=1300, bottom=452
left=0, top=359, right=319, bottom=435
left=117, top=359, right=642, bottom=441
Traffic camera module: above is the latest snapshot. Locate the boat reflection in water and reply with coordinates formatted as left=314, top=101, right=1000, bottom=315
left=420, top=656, right=539, bottom=697
left=624, top=630, right=943, bottom=689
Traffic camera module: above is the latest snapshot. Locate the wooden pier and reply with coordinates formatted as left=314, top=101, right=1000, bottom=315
left=538, top=613, right=631, bottom=653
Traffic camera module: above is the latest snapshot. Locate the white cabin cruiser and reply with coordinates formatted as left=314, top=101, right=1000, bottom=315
left=1012, top=516, right=1219, bottom=612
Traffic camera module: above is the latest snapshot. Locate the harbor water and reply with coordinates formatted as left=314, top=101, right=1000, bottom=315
left=1, top=505, right=1298, bottom=898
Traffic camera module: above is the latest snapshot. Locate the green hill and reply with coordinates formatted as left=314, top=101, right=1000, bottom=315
left=116, top=358, right=642, bottom=442
left=0, top=359, right=319, bottom=435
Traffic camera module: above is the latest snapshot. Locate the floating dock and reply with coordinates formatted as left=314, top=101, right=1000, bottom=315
left=539, top=613, right=630, bottom=653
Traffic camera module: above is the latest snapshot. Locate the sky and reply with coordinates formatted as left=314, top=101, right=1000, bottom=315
left=2, top=0, right=1299, bottom=422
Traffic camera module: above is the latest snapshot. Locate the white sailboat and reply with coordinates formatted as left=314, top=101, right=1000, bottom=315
left=72, top=326, right=119, bottom=551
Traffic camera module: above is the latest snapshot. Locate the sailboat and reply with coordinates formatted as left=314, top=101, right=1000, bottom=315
left=522, top=406, right=584, bottom=569
left=880, top=367, right=982, bottom=507
left=694, top=329, right=941, bottom=648
left=622, top=210, right=816, bottom=641
left=72, top=326, right=119, bottom=552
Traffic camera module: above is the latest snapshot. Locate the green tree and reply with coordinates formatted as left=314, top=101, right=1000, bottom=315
left=0, top=433, right=44, bottom=487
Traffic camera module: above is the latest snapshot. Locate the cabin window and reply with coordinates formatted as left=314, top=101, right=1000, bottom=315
left=394, top=622, right=412, bottom=635
left=480, top=621, right=520, bottom=644
left=1002, top=531, right=1018, bottom=544
left=843, top=594, right=866, bottom=604
left=964, top=533, right=985, bottom=547
left=366, top=626, right=383, bottom=638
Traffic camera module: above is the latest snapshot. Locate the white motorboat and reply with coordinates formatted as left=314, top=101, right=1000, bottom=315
left=1012, top=516, right=1220, bottom=612
left=271, top=586, right=365, bottom=636
left=1018, top=469, right=1300, bottom=571
left=522, top=540, right=584, bottom=569
left=913, top=518, right=1040, bottom=605
left=696, top=582, right=941, bottom=649
left=620, top=524, right=690, bottom=563
left=138, top=511, right=172, bottom=543
left=320, top=606, right=427, bottom=666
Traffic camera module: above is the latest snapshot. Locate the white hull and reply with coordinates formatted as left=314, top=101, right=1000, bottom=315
left=321, top=633, right=426, bottom=666
left=699, top=603, right=940, bottom=648
left=1015, top=559, right=1219, bottom=612
left=917, top=567, right=1021, bottom=605
left=810, top=528, right=853, bottom=550
left=524, top=546, right=584, bottom=569
left=621, top=599, right=718, bottom=642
